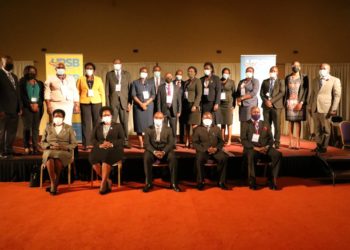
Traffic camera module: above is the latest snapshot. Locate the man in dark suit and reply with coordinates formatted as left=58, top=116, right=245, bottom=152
left=260, top=66, right=285, bottom=149
left=192, top=112, right=228, bottom=190
left=241, top=106, right=282, bottom=190
left=149, top=65, right=165, bottom=114
left=105, top=59, right=132, bottom=148
left=0, top=56, right=22, bottom=159
left=143, top=112, right=180, bottom=192
left=157, top=72, right=182, bottom=140
left=174, top=69, right=186, bottom=144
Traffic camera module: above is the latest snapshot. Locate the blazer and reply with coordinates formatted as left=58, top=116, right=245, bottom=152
left=40, top=123, right=78, bottom=151
left=240, top=120, right=274, bottom=149
left=173, top=79, right=185, bottom=96
left=144, top=125, right=174, bottom=154
left=236, top=78, right=260, bottom=107
left=91, top=122, right=125, bottom=149
left=183, top=78, right=202, bottom=108
left=77, top=75, right=106, bottom=105
left=192, top=125, right=224, bottom=153
left=0, top=69, right=22, bottom=114
left=105, top=70, right=132, bottom=109
left=220, top=78, right=236, bottom=107
left=19, top=77, right=44, bottom=114
left=260, top=78, right=285, bottom=109
left=284, top=73, right=309, bottom=105
left=157, top=83, right=182, bottom=116
left=200, top=74, right=221, bottom=104
left=44, top=75, right=79, bottom=102
left=309, top=75, right=342, bottom=113
left=149, top=77, right=165, bottom=94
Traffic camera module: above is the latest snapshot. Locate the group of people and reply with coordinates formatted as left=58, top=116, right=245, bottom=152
left=0, top=55, right=342, bottom=195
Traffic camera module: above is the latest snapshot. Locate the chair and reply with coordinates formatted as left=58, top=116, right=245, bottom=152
left=339, top=121, right=350, bottom=149
left=40, top=160, right=73, bottom=188
left=90, top=160, right=123, bottom=188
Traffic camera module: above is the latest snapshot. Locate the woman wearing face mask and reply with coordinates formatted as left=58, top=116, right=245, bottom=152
left=40, top=109, right=77, bottom=195
left=19, top=65, right=44, bottom=154
left=131, top=67, right=156, bottom=148
left=181, top=66, right=202, bottom=148
left=219, top=68, right=236, bottom=145
left=284, top=61, right=309, bottom=149
left=77, top=62, right=106, bottom=151
left=89, top=106, right=124, bottom=194
left=44, top=62, right=80, bottom=125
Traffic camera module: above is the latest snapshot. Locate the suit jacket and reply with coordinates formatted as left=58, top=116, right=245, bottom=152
left=77, top=75, right=106, bottom=105
left=40, top=123, right=78, bottom=151
left=173, top=79, right=185, bottom=96
left=236, top=78, right=260, bottom=107
left=260, top=78, right=285, bottom=109
left=91, top=122, right=125, bottom=149
left=200, top=74, right=221, bottom=104
left=183, top=78, right=202, bottom=107
left=220, top=78, right=236, bottom=107
left=240, top=120, right=273, bottom=149
left=105, top=70, right=132, bottom=109
left=149, top=77, right=165, bottom=94
left=192, top=125, right=224, bottom=153
left=157, top=83, right=182, bottom=116
left=144, top=125, right=174, bottom=154
left=309, top=75, right=342, bottom=113
left=284, top=73, right=309, bottom=105
left=19, top=77, right=44, bottom=114
left=0, top=69, right=22, bottom=114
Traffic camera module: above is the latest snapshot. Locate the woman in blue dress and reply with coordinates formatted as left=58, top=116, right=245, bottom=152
left=131, top=67, right=156, bottom=148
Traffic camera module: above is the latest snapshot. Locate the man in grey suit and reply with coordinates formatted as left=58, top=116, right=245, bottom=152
left=309, top=63, right=342, bottom=153
left=105, top=59, right=132, bottom=148
left=260, top=66, right=285, bottom=149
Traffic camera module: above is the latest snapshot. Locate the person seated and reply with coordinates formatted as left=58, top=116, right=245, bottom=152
left=240, top=106, right=282, bottom=190
left=89, top=106, right=124, bottom=195
left=40, top=109, right=77, bottom=195
left=143, top=112, right=180, bottom=192
left=192, top=112, right=228, bottom=191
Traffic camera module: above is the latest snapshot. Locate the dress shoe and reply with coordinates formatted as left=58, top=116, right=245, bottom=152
left=317, top=147, right=327, bottom=153
left=311, top=147, right=319, bottom=152
left=249, top=178, right=258, bottom=190
left=99, top=181, right=108, bottom=195
left=218, top=182, right=229, bottom=190
left=142, top=184, right=153, bottom=193
left=274, top=143, right=280, bottom=149
left=196, top=182, right=205, bottom=191
left=171, top=184, right=181, bottom=192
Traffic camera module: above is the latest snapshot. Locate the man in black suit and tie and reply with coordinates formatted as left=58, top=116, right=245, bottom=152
left=260, top=66, right=285, bottom=149
left=149, top=65, right=165, bottom=113
left=143, top=112, right=180, bottom=192
left=0, top=56, right=22, bottom=159
left=174, top=69, right=186, bottom=144
left=157, top=72, right=182, bottom=140
left=105, top=59, right=132, bottom=148
left=241, top=106, right=282, bottom=190
left=192, top=112, right=228, bottom=190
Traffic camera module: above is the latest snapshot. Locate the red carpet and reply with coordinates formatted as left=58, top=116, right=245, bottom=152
left=0, top=179, right=349, bottom=249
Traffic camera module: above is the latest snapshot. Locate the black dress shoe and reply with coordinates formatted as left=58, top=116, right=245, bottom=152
left=196, top=182, right=205, bottom=191
left=218, top=182, right=229, bottom=190
left=171, top=184, right=181, bottom=192
left=45, top=186, right=51, bottom=192
left=249, top=178, right=258, bottom=190
left=142, top=184, right=153, bottom=193
left=311, top=147, right=319, bottom=152
left=318, top=147, right=327, bottom=153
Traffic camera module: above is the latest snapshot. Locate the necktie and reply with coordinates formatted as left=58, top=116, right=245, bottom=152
left=156, top=127, right=161, bottom=141
left=7, top=73, right=16, bottom=89
left=254, top=121, right=259, bottom=134
left=167, top=84, right=171, bottom=107
left=269, top=79, right=274, bottom=96
left=116, top=71, right=120, bottom=84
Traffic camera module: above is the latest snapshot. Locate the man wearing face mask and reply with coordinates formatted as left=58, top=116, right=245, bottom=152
left=149, top=65, right=165, bottom=114
left=200, top=62, right=221, bottom=124
left=143, top=112, right=180, bottom=192
left=0, top=55, right=22, bottom=158
left=157, top=73, right=181, bottom=141
left=260, top=66, right=285, bottom=149
left=309, top=63, right=342, bottom=153
left=241, top=106, right=282, bottom=190
left=105, top=59, right=132, bottom=148
left=192, top=112, right=228, bottom=191
left=174, top=69, right=186, bottom=144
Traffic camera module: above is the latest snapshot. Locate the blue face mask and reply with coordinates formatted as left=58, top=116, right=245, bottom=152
left=251, top=114, right=260, bottom=121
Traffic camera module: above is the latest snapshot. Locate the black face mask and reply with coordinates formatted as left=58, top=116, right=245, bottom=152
left=292, top=66, right=300, bottom=73
left=4, top=63, right=14, bottom=71
left=27, top=73, right=36, bottom=80
left=165, top=78, right=172, bottom=83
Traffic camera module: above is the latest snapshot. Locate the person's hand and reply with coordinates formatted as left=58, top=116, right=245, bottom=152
left=236, top=98, right=242, bottom=106
left=141, top=103, right=147, bottom=111
left=326, top=110, right=337, bottom=119
left=265, top=100, right=273, bottom=108
left=213, top=104, right=219, bottom=111
left=47, top=105, right=53, bottom=115
left=73, top=104, right=80, bottom=114
left=59, top=145, right=69, bottom=151
left=191, top=106, right=197, bottom=112
left=127, top=103, right=131, bottom=112
left=177, top=113, right=181, bottom=118
left=154, top=151, right=164, bottom=159
left=294, top=103, right=303, bottom=111
left=50, top=145, right=60, bottom=150
left=30, top=103, right=39, bottom=113
left=0, top=112, right=5, bottom=119
left=254, top=146, right=265, bottom=153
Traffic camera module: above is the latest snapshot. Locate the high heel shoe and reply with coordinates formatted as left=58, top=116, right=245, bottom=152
left=99, top=181, right=108, bottom=195
left=106, top=179, right=112, bottom=193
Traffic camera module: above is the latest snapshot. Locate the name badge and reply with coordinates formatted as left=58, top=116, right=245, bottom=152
left=204, top=87, right=209, bottom=96
left=143, top=91, right=150, bottom=99
left=31, top=97, right=38, bottom=103
left=115, top=84, right=121, bottom=92
left=252, top=133, right=260, bottom=143
left=240, top=87, right=246, bottom=96
left=184, top=91, right=188, bottom=99
left=166, top=95, right=172, bottom=104
left=87, top=89, right=94, bottom=97
left=220, top=92, right=226, bottom=100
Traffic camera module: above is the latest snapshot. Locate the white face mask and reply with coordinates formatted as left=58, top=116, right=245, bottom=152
left=102, top=115, right=112, bottom=124
left=154, top=71, right=161, bottom=78
left=140, top=72, right=148, bottom=79
left=223, top=73, right=230, bottom=80
left=245, top=72, right=253, bottom=78
left=269, top=72, right=277, bottom=79
left=56, top=68, right=65, bottom=75
left=114, top=64, right=122, bottom=71
left=203, top=119, right=212, bottom=127
left=154, top=119, right=163, bottom=127
left=204, top=69, right=211, bottom=76
left=53, top=117, right=63, bottom=126
left=176, top=75, right=182, bottom=81
left=319, top=69, right=329, bottom=78
left=86, top=69, right=94, bottom=76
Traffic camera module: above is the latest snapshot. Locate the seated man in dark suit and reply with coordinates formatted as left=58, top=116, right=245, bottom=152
left=143, top=112, right=181, bottom=192
left=192, top=112, right=228, bottom=190
left=241, top=106, right=282, bottom=190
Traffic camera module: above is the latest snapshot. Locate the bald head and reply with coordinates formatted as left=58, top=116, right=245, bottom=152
left=154, top=112, right=164, bottom=120
left=165, top=72, right=173, bottom=83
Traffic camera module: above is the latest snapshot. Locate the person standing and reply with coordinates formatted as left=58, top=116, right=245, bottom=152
left=260, top=66, right=285, bottom=149
left=309, top=63, right=341, bottom=153
left=174, top=69, right=186, bottom=144
left=19, top=65, right=44, bottom=154
left=149, top=65, right=165, bottom=112
left=105, top=59, right=132, bottom=148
